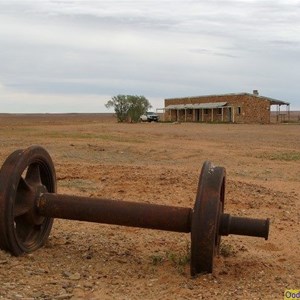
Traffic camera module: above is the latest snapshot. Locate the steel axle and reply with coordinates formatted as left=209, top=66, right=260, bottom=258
left=36, top=194, right=268, bottom=239
left=0, top=146, right=270, bottom=276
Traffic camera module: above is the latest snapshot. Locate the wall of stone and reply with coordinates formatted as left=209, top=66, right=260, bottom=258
left=164, top=94, right=271, bottom=123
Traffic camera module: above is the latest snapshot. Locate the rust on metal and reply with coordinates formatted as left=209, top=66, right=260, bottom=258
left=37, top=193, right=192, bottom=233
left=219, top=214, right=269, bottom=240
left=190, top=161, right=226, bottom=276
left=0, top=146, right=56, bottom=256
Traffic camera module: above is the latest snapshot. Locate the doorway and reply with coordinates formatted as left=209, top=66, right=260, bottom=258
left=227, top=107, right=232, bottom=122
left=195, top=109, right=200, bottom=121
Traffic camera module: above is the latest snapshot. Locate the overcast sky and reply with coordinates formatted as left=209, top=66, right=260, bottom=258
left=0, top=0, right=300, bottom=112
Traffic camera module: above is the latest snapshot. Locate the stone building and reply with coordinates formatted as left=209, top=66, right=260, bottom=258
left=163, top=90, right=290, bottom=124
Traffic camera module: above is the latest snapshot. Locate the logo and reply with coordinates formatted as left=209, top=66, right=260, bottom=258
left=284, top=290, right=300, bottom=299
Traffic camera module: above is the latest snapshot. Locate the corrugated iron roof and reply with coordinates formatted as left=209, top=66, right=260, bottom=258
left=165, top=102, right=227, bottom=110
left=165, top=93, right=290, bottom=105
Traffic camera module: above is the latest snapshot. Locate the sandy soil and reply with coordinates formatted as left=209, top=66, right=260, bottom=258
left=0, top=114, right=299, bottom=300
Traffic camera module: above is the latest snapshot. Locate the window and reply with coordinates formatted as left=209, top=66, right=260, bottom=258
left=217, top=108, right=222, bottom=115
left=204, top=109, right=209, bottom=114
left=237, top=107, right=241, bottom=115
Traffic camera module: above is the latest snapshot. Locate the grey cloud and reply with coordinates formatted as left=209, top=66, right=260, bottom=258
left=269, top=40, right=300, bottom=47
left=190, top=48, right=238, bottom=58
left=0, top=0, right=300, bottom=111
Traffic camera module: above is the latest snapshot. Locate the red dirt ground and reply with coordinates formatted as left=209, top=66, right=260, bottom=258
left=0, top=114, right=299, bottom=299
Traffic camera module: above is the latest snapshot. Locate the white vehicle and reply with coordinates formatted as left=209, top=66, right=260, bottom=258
left=140, top=112, right=159, bottom=122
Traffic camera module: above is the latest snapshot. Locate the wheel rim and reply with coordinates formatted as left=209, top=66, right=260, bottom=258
left=190, top=161, right=226, bottom=276
left=0, top=146, right=56, bottom=255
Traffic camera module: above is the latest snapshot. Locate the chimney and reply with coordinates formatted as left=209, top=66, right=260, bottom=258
left=253, top=90, right=259, bottom=95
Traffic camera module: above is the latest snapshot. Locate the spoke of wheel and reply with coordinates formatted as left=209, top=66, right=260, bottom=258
left=14, top=216, right=34, bottom=243
left=26, top=164, right=42, bottom=186
left=14, top=177, right=32, bottom=217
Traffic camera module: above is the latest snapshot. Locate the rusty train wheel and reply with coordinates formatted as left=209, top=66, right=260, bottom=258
left=0, top=146, right=56, bottom=255
left=190, top=161, right=225, bottom=276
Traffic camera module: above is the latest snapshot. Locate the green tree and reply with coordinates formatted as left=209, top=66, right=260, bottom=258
left=127, top=95, right=152, bottom=122
left=105, top=95, right=130, bottom=122
left=105, top=95, right=152, bottom=123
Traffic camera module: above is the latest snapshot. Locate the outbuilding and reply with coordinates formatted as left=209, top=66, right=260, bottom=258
left=164, top=90, right=290, bottom=124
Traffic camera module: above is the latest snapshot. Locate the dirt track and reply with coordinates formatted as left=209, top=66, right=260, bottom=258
left=0, top=114, right=299, bottom=299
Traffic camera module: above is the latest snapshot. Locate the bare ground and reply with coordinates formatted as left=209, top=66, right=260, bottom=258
left=0, top=114, right=299, bottom=300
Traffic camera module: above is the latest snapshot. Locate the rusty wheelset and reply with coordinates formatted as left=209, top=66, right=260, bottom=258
left=0, top=146, right=269, bottom=276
